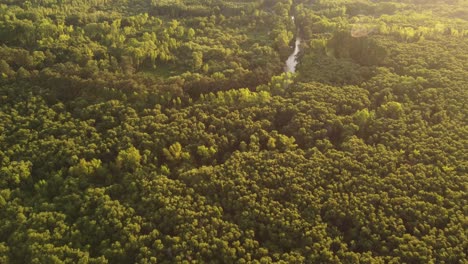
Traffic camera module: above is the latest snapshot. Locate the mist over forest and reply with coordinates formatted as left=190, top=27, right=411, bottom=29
left=0, top=0, right=467, bottom=263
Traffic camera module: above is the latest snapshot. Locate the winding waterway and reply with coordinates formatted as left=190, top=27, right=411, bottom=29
left=284, top=37, right=301, bottom=73
left=284, top=16, right=301, bottom=73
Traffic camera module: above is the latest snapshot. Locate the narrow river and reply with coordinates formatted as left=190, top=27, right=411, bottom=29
left=284, top=16, right=301, bottom=73
left=284, top=37, right=301, bottom=73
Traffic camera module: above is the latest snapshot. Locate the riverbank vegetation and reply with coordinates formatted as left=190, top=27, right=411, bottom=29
left=0, top=0, right=467, bottom=263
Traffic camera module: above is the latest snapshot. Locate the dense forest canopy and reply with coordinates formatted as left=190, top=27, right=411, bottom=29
left=0, top=0, right=467, bottom=263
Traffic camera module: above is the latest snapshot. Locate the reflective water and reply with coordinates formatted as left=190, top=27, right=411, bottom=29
left=285, top=37, right=301, bottom=73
